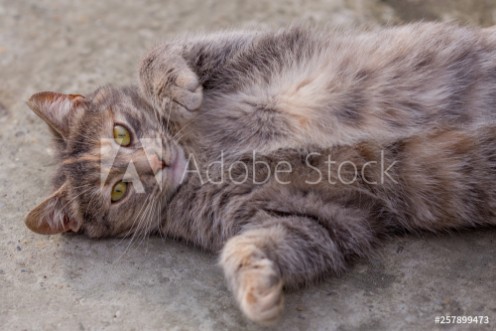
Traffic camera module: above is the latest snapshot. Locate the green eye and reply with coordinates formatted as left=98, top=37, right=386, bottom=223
left=113, top=124, right=131, bottom=146
left=111, top=181, right=128, bottom=202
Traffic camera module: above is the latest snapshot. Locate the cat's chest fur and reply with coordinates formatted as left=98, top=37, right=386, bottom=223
left=188, top=91, right=312, bottom=157
left=191, top=88, right=363, bottom=158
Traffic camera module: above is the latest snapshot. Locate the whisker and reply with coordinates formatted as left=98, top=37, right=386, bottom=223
left=113, top=193, right=152, bottom=261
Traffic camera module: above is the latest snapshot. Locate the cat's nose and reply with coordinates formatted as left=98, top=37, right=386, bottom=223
left=149, top=154, right=167, bottom=174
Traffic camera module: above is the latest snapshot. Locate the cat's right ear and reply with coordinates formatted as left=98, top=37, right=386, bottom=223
left=25, top=184, right=82, bottom=235
left=27, top=92, right=86, bottom=139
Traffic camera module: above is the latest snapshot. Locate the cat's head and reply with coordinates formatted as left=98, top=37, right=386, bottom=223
left=25, top=86, right=187, bottom=238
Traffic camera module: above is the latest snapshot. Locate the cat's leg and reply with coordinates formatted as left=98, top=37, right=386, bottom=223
left=138, top=31, right=259, bottom=121
left=139, top=28, right=316, bottom=117
left=219, top=213, right=376, bottom=324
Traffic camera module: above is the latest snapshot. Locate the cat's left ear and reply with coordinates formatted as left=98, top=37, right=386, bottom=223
left=25, top=184, right=82, bottom=235
left=27, top=92, right=86, bottom=139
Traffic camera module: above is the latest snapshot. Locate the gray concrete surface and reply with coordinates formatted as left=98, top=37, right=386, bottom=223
left=1, top=1, right=495, bottom=330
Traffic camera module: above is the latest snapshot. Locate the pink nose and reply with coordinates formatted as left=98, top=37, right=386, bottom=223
left=149, top=154, right=167, bottom=174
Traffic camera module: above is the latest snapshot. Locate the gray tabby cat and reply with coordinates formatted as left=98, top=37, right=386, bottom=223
left=25, top=23, right=496, bottom=324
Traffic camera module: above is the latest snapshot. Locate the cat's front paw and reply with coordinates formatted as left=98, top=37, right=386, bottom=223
left=165, top=69, right=203, bottom=111
left=139, top=45, right=203, bottom=113
left=220, top=240, right=284, bottom=325
left=236, top=258, right=284, bottom=325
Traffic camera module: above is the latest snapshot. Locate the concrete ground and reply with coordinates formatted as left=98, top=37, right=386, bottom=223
left=1, top=0, right=495, bottom=330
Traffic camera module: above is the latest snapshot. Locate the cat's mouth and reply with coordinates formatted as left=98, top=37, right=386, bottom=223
left=163, top=145, right=188, bottom=189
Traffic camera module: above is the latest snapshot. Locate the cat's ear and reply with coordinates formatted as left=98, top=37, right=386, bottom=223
left=25, top=184, right=82, bottom=235
left=27, top=92, right=86, bottom=139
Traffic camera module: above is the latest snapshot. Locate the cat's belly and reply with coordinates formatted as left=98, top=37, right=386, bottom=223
left=197, top=94, right=414, bottom=155
left=196, top=24, right=496, bottom=153
left=198, top=80, right=493, bottom=155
